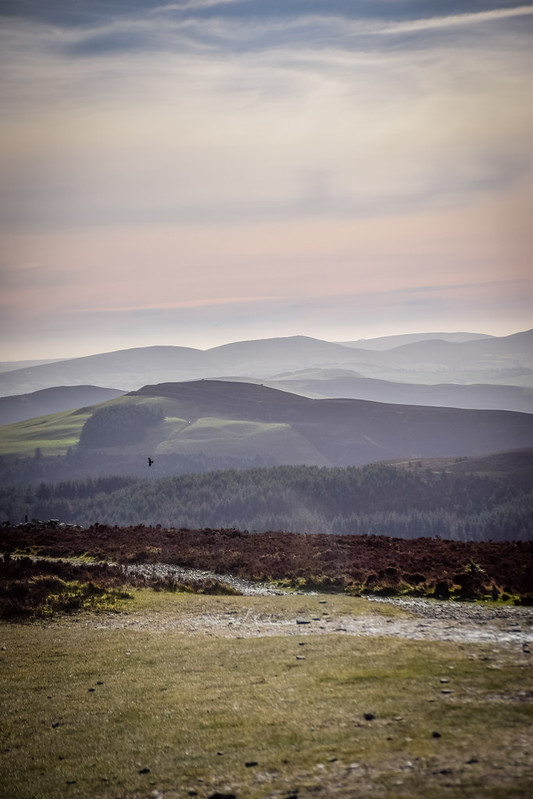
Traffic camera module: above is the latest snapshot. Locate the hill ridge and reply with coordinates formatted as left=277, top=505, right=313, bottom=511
left=1, top=330, right=530, bottom=398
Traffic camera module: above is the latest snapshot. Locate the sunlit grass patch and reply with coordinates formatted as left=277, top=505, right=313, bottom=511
left=0, top=593, right=531, bottom=798
left=0, top=409, right=91, bottom=456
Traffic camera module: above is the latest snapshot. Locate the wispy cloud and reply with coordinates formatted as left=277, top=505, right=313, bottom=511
left=365, top=5, right=533, bottom=35
left=76, top=296, right=279, bottom=313
left=0, top=1, right=530, bottom=357
left=152, top=0, right=245, bottom=13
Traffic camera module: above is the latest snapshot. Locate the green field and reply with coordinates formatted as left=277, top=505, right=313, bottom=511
left=0, top=409, right=91, bottom=457
left=1, top=591, right=531, bottom=799
left=0, top=397, right=173, bottom=459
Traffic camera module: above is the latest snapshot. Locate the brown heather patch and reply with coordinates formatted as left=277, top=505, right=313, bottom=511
left=2, top=525, right=532, bottom=601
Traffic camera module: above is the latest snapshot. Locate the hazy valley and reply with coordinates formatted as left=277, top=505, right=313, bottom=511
left=0, top=330, right=531, bottom=542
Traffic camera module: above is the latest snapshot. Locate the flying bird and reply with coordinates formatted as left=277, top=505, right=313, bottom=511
left=148, top=457, right=154, bottom=467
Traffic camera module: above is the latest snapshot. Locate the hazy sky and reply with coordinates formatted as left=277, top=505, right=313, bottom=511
left=1, top=1, right=532, bottom=359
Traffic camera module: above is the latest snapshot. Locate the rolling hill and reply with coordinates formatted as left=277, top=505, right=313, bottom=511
left=1, top=380, right=532, bottom=486
left=131, top=380, right=533, bottom=466
left=0, top=330, right=530, bottom=398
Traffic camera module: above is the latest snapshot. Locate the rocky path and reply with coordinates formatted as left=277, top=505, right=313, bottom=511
left=124, top=562, right=285, bottom=596
left=108, top=563, right=533, bottom=648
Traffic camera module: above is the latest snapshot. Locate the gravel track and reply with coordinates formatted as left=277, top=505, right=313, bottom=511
left=109, top=563, right=533, bottom=647
left=124, top=562, right=284, bottom=596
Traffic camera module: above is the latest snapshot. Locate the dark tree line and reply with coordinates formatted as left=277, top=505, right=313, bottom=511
left=78, top=403, right=164, bottom=448
left=1, top=463, right=531, bottom=542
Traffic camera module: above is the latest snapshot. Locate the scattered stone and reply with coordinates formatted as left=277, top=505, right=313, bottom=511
left=296, top=655, right=306, bottom=660
left=138, top=766, right=151, bottom=774
left=335, top=628, right=347, bottom=632
left=441, top=689, right=452, bottom=695
left=217, top=751, right=224, bottom=756
left=208, top=793, right=236, bottom=799
left=466, top=758, right=479, bottom=764
left=328, top=757, right=338, bottom=762
left=1, top=645, right=6, bottom=651
left=298, top=642, right=306, bottom=646
left=150, top=791, right=163, bottom=799
left=188, top=791, right=198, bottom=797
left=296, top=620, right=311, bottom=625
left=245, top=760, right=258, bottom=767
left=88, top=688, right=95, bottom=692
left=364, top=713, right=375, bottom=721
left=96, top=681, right=104, bottom=685
left=51, top=722, right=61, bottom=728
left=439, top=678, right=450, bottom=684
left=319, top=600, right=327, bottom=604
left=432, top=731, right=442, bottom=738
left=66, top=780, right=76, bottom=785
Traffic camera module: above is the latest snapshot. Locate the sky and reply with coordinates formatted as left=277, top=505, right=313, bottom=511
left=1, top=1, right=532, bottom=360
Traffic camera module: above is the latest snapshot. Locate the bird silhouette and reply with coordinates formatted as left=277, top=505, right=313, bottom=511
left=148, top=457, right=154, bottom=467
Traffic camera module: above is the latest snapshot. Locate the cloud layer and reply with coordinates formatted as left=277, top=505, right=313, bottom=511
left=1, top=2, right=531, bottom=357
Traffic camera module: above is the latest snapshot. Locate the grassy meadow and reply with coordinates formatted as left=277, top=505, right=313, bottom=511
left=0, top=409, right=91, bottom=457
left=1, top=590, right=531, bottom=799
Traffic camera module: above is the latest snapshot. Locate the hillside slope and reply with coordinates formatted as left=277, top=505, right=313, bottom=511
left=2, top=380, right=532, bottom=485
left=0, top=385, right=125, bottom=426
left=132, top=380, right=533, bottom=466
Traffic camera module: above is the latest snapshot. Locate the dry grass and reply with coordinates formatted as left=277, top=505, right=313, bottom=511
left=0, top=591, right=532, bottom=798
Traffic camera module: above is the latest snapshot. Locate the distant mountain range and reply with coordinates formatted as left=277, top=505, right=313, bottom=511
left=338, top=331, right=493, bottom=349
left=0, top=331, right=531, bottom=403
left=232, top=371, right=532, bottom=414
